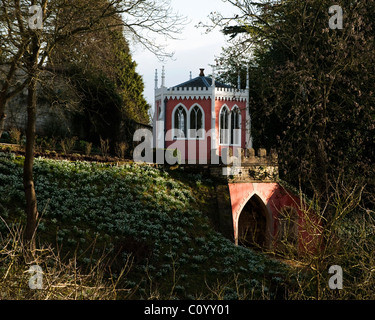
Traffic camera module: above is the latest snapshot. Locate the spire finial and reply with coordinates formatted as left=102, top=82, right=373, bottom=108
left=237, top=69, right=241, bottom=90
left=246, top=66, right=250, bottom=90
left=161, top=66, right=165, bottom=87
left=212, top=65, right=216, bottom=88
left=155, top=69, right=158, bottom=89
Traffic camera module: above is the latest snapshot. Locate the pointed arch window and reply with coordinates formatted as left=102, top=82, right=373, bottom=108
left=231, top=107, right=241, bottom=145
left=173, top=106, right=187, bottom=139
left=189, top=105, right=204, bottom=139
left=220, top=106, right=230, bottom=145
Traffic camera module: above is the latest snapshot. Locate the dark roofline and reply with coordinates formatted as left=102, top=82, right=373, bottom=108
left=201, top=76, right=211, bottom=88
left=172, top=75, right=232, bottom=89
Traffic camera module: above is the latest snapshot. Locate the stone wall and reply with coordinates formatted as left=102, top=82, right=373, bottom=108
left=3, top=88, right=74, bottom=137
left=209, top=148, right=279, bottom=183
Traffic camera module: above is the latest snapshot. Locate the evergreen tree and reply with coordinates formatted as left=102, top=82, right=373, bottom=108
left=50, top=19, right=151, bottom=146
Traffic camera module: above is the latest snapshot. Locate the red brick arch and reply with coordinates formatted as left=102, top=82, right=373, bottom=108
left=228, top=182, right=319, bottom=252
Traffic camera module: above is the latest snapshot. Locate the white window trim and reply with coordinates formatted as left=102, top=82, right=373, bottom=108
left=188, top=104, right=205, bottom=141
left=172, top=103, right=188, bottom=140
left=172, top=103, right=206, bottom=141
left=219, top=105, right=230, bottom=146
left=158, top=105, right=163, bottom=120
left=219, top=104, right=242, bottom=147
left=231, top=105, right=242, bottom=147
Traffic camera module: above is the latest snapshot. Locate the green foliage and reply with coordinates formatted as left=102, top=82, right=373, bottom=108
left=111, top=30, right=150, bottom=125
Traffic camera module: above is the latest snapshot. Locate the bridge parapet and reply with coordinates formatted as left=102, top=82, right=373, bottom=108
left=227, top=148, right=278, bottom=165
left=210, top=148, right=279, bottom=183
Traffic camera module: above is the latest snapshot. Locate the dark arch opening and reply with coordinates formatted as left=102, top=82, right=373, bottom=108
left=238, top=194, right=269, bottom=249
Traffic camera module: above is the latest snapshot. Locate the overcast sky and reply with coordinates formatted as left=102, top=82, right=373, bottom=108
left=133, top=0, right=237, bottom=113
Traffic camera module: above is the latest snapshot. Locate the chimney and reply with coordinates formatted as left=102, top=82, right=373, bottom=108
left=199, top=68, right=205, bottom=77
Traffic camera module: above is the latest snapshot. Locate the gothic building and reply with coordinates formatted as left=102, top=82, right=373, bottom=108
left=153, top=67, right=251, bottom=163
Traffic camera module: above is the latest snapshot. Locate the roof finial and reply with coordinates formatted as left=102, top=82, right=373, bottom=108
left=189, top=71, right=192, bottom=80
left=246, top=66, right=250, bottom=90
left=237, top=69, right=241, bottom=90
left=199, top=68, right=205, bottom=77
left=161, top=66, right=165, bottom=87
left=155, top=69, right=158, bottom=89
left=212, top=65, right=216, bottom=88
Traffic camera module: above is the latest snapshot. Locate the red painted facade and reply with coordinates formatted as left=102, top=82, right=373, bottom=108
left=164, top=97, right=212, bottom=162
left=161, top=98, right=248, bottom=162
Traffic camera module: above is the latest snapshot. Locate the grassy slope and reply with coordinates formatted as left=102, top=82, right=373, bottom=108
left=0, top=152, right=292, bottom=299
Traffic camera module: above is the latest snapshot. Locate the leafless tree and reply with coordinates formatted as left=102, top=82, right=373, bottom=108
left=0, top=0, right=186, bottom=247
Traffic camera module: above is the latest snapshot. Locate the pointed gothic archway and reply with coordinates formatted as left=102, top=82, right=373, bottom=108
left=236, top=194, right=273, bottom=249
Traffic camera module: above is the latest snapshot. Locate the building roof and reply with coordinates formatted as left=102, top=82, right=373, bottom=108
left=172, top=68, right=232, bottom=89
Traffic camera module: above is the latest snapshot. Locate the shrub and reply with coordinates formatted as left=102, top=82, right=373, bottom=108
left=115, top=142, right=127, bottom=158
left=0, top=224, right=131, bottom=300
left=100, top=137, right=110, bottom=156
left=60, top=137, right=78, bottom=154
left=9, top=128, right=21, bottom=145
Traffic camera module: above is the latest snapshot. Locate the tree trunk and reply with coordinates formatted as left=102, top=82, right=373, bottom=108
left=23, top=75, right=39, bottom=246
left=0, top=95, right=6, bottom=139
left=23, top=28, right=40, bottom=248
